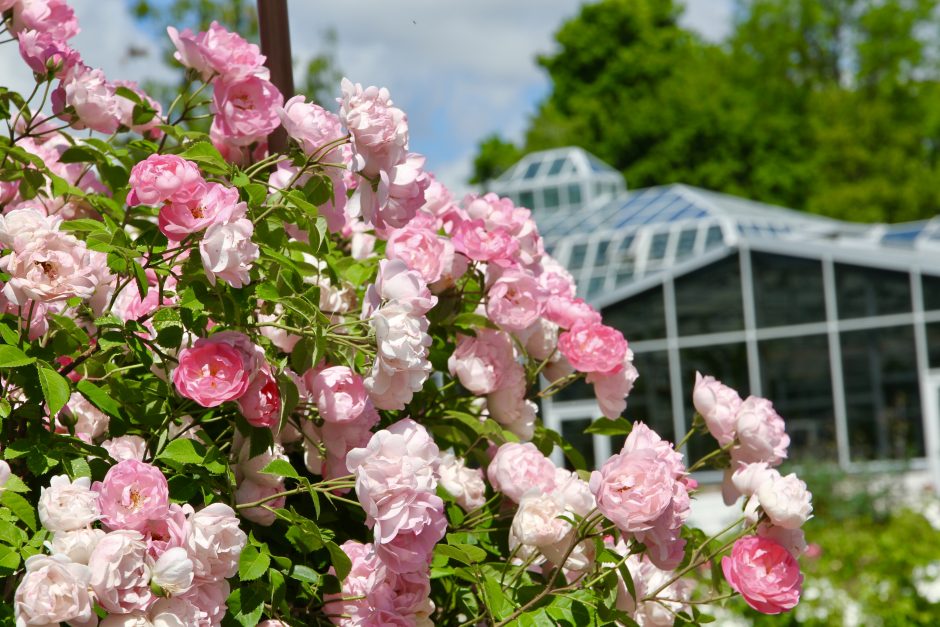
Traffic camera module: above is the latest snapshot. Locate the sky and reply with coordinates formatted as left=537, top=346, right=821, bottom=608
left=0, top=0, right=734, bottom=196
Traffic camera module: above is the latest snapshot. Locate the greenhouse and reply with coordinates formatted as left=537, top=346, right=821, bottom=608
left=490, top=147, right=940, bottom=481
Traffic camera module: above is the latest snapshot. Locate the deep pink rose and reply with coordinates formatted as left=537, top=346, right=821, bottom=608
left=237, top=367, right=281, bottom=428
left=159, top=181, right=245, bottom=241
left=558, top=320, right=628, bottom=375
left=211, top=75, right=283, bottom=147
left=128, top=154, right=204, bottom=207
left=172, top=340, right=251, bottom=407
left=311, top=366, right=369, bottom=423
left=722, top=536, right=803, bottom=614
left=94, top=459, right=169, bottom=532
left=486, top=442, right=556, bottom=503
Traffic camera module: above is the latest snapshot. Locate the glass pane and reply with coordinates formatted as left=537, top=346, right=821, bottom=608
left=674, top=253, right=745, bottom=336
left=523, top=161, right=541, bottom=180
left=928, top=322, right=940, bottom=368
left=601, top=285, right=666, bottom=341
left=705, top=225, right=724, bottom=248
left=611, top=350, right=674, bottom=452
left=681, top=343, right=749, bottom=462
left=649, top=233, right=669, bottom=261
left=614, top=235, right=635, bottom=265
left=759, top=335, right=837, bottom=461
left=519, top=190, right=534, bottom=210
left=841, top=325, right=923, bottom=460
left=561, top=418, right=594, bottom=470
left=676, top=229, right=697, bottom=259
left=552, top=377, right=594, bottom=402
left=835, top=263, right=911, bottom=319
left=923, top=274, right=940, bottom=312
left=543, top=186, right=560, bottom=209
left=567, top=184, right=582, bottom=206
left=596, top=240, right=611, bottom=266
left=588, top=274, right=606, bottom=298
left=569, top=243, right=588, bottom=270
left=547, top=158, right=566, bottom=177
left=752, top=252, right=826, bottom=327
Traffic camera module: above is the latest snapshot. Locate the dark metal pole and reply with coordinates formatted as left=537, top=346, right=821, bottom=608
left=257, top=0, right=294, bottom=153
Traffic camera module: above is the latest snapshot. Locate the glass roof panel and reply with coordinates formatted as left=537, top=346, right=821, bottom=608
left=547, top=158, right=567, bottom=176
left=523, top=161, right=542, bottom=180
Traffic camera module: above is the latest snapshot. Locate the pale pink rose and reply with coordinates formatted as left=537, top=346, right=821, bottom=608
left=451, top=218, right=518, bottom=265
left=88, top=529, right=154, bottom=613
left=237, top=366, right=281, bottom=428
left=322, top=541, right=388, bottom=624
left=385, top=226, right=451, bottom=284
left=38, top=474, right=99, bottom=532
left=352, top=228, right=377, bottom=259
left=235, top=479, right=285, bottom=526
left=518, top=317, right=559, bottom=361
left=486, top=368, right=538, bottom=441
left=544, top=296, right=602, bottom=330
left=633, top=483, right=690, bottom=571
left=757, top=522, right=808, bottom=559
left=211, top=75, right=283, bottom=147
left=365, top=303, right=432, bottom=410
left=692, top=372, right=742, bottom=447
left=538, top=254, right=577, bottom=299
left=374, top=258, right=437, bottom=315
left=339, top=78, right=409, bottom=178
left=101, top=597, right=202, bottom=627
left=587, top=351, right=639, bottom=419
left=277, top=95, right=347, bottom=158
left=14, top=554, right=96, bottom=627
left=159, top=181, right=245, bottom=241
left=167, top=21, right=268, bottom=82
left=486, top=267, right=546, bottom=331
left=727, top=462, right=778, bottom=505
left=558, top=320, right=628, bottom=375
left=151, top=546, right=194, bottom=596
left=733, top=396, right=790, bottom=466
left=756, top=472, right=813, bottom=530
left=17, top=29, right=79, bottom=76
left=101, top=435, right=148, bottom=462
left=113, top=80, right=164, bottom=136
left=621, top=422, right=686, bottom=476
left=616, top=552, right=694, bottom=626
left=186, top=503, right=246, bottom=580
left=172, top=339, right=251, bottom=407
left=181, top=579, right=230, bottom=627
left=61, top=391, right=109, bottom=439
left=589, top=448, right=675, bottom=533
left=447, top=329, right=515, bottom=396
left=257, top=304, right=300, bottom=353
left=510, top=491, right=573, bottom=564
left=374, top=494, right=447, bottom=573
left=200, top=218, right=259, bottom=287
left=372, top=152, right=429, bottom=232
left=53, top=64, right=120, bottom=134
left=0, top=206, right=61, bottom=251
left=553, top=468, right=596, bottom=518
left=49, top=528, right=106, bottom=564
left=311, top=366, right=370, bottom=423
left=10, top=0, right=79, bottom=41
left=95, top=459, right=169, bottom=532
left=722, top=535, right=803, bottom=614
left=0, top=230, right=100, bottom=305
left=232, top=436, right=288, bottom=488
left=438, top=453, right=487, bottom=511
left=486, top=442, right=556, bottom=504
left=128, top=154, right=204, bottom=207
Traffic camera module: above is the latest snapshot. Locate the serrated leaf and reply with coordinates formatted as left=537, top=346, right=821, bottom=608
left=36, top=365, right=70, bottom=415
left=260, top=458, right=300, bottom=480
left=156, top=438, right=205, bottom=465
left=326, top=540, right=352, bottom=581
left=584, top=417, right=634, bottom=436
left=239, top=544, right=271, bottom=581
left=227, top=583, right=266, bottom=627
left=1, top=491, right=36, bottom=531
left=290, top=564, right=320, bottom=584
left=0, top=345, right=34, bottom=368
left=0, top=544, right=21, bottom=575
left=76, top=379, right=122, bottom=419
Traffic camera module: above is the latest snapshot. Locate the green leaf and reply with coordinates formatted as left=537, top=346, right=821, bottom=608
left=0, top=544, right=21, bottom=575
left=584, top=417, right=634, bottom=436
left=0, top=345, right=34, bottom=368
left=238, top=544, right=271, bottom=581
left=178, top=141, right=228, bottom=175
left=227, top=583, right=266, bottom=627
left=1, top=491, right=37, bottom=531
left=290, top=564, right=321, bottom=584
left=58, top=145, right=100, bottom=164
left=36, top=365, right=70, bottom=416
left=76, top=379, right=122, bottom=419
left=260, top=458, right=300, bottom=480
left=156, top=438, right=206, bottom=465
left=326, top=540, right=352, bottom=581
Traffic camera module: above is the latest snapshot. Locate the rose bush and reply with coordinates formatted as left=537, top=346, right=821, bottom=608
left=0, top=3, right=814, bottom=625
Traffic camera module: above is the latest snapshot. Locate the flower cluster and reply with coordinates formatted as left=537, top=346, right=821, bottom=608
left=16, top=463, right=246, bottom=626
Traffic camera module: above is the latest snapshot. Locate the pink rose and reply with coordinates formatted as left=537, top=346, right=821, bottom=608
left=10, top=0, right=79, bottom=41
left=53, top=64, right=120, bottom=134
left=339, top=78, right=409, bottom=178
left=373, top=258, right=437, bottom=315
left=590, top=448, right=676, bottom=533
left=692, top=372, right=742, bottom=447
left=186, top=503, right=246, bottom=579
left=451, top=218, right=518, bottom=266
left=211, top=75, right=283, bottom=147
left=236, top=479, right=285, bottom=526
left=200, top=217, right=259, bottom=287
left=447, top=329, right=515, bottom=396
left=181, top=579, right=230, bottom=627
left=486, top=268, right=546, bottom=331
left=486, top=367, right=537, bottom=441
left=587, top=351, right=639, bottom=419
left=311, top=366, right=370, bottom=423
left=172, top=339, right=252, bottom=407
left=439, top=453, right=487, bottom=511
left=95, top=459, right=169, bottom=531
left=323, top=541, right=388, bottom=624
left=558, top=320, right=628, bottom=375
left=370, top=152, right=429, bottom=232
left=0, top=230, right=101, bottom=305
left=237, top=367, right=281, bottom=428
left=486, top=442, right=556, bottom=504
left=166, top=21, right=268, bottom=82
left=17, top=29, right=79, bottom=76
left=88, top=529, right=154, bottom=613
left=385, top=225, right=452, bottom=285
left=277, top=95, right=347, bottom=157
left=14, top=554, right=96, bottom=627
left=365, top=303, right=432, bottom=410
left=159, top=181, right=245, bottom=241
left=127, top=154, right=204, bottom=207
left=374, top=494, right=448, bottom=573
left=722, top=535, right=803, bottom=614
left=733, top=396, right=790, bottom=466
left=101, top=435, right=148, bottom=462
left=544, top=296, right=601, bottom=330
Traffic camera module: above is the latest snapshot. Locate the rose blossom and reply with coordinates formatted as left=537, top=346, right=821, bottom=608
left=101, top=435, right=148, bottom=462
left=172, top=339, right=252, bottom=407
left=127, top=154, right=205, bottom=207
left=17, top=29, right=79, bottom=77
left=447, top=329, right=515, bottom=396
left=385, top=226, right=452, bottom=284
left=49, top=528, right=106, bottom=565
left=722, top=535, right=803, bottom=614
left=95, top=459, right=169, bottom=531
left=756, top=472, right=813, bottom=530
left=451, top=218, right=519, bottom=266
left=733, top=396, right=791, bottom=466
left=543, top=296, right=601, bottom=330
left=186, top=503, right=247, bottom=579
left=339, top=78, right=409, bottom=178
left=587, top=351, right=639, bottom=419
left=486, top=368, right=538, bottom=441
left=14, top=554, right=96, bottom=627
left=590, top=448, right=675, bottom=533
left=62, top=392, right=109, bottom=440
left=558, top=320, right=628, bottom=375
left=365, top=303, right=432, bottom=410
left=38, top=475, right=100, bottom=532
left=181, top=579, right=229, bottom=627
left=200, top=218, right=259, bottom=287
left=237, top=366, right=281, bottom=428
left=236, top=479, right=286, bottom=526
left=0, top=230, right=101, bottom=305
left=159, top=181, right=245, bottom=241
left=692, top=372, right=742, bottom=447
left=151, top=546, right=195, bottom=596
left=211, top=75, right=283, bottom=147
left=439, top=453, right=486, bottom=511
left=373, top=258, right=437, bottom=315
left=486, top=442, right=556, bottom=503
left=374, top=495, right=448, bottom=573
left=54, top=64, right=120, bottom=134
left=167, top=21, right=268, bottom=82
left=509, top=491, right=574, bottom=565
left=88, top=529, right=154, bottom=613
left=311, top=366, right=370, bottom=423
left=277, top=95, right=347, bottom=158
left=0, top=206, right=61, bottom=250
left=486, top=268, right=546, bottom=331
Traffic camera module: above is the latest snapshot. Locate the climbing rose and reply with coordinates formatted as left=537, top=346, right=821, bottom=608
left=211, top=75, right=283, bottom=147
left=127, top=154, right=205, bottom=207
left=200, top=218, right=259, bottom=287
left=722, top=536, right=803, bottom=614
left=558, top=320, right=628, bottom=375
left=94, top=460, right=170, bottom=532
left=37, top=475, right=100, bottom=532
left=692, top=372, right=742, bottom=447
left=14, top=554, right=96, bottom=627
left=167, top=20, right=268, bottom=82
left=487, top=442, right=556, bottom=504
left=172, top=340, right=252, bottom=407
left=159, top=181, right=245, bottom=241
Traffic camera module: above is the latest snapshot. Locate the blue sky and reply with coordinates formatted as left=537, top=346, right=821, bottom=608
left=0, top=0, right=733, bottom=195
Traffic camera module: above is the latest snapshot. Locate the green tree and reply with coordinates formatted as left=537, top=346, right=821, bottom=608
left=470, top=134, right=522, bottom=186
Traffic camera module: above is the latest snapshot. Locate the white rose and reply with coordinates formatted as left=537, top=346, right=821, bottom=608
left=757, top=521, right=807, bottom=558
left=0, top=230, right=100, bottom=305
left=0, top=460, right=10, bottom=491
left=199, top=218, right=259, bottom=288
left=38, top=475, right=100, bottom=532
left=14, top=554, right=96, bottom=627
left=151, top=547, right=194, bottom=596
left=757, top=472, right=813, bottom=529
left=510, top=492, right=572, bottom=558
left=731, top=462, right=778, bottom=498
left=439, top=454, right=486, bottom=512
left=49, top=528, right=106, bottom=564
left=88, top=530, right=153, bottom=613
left=0, top=206, right=60, bottom=250
left=102, top=435, right=148, bottom=462
left=186, top=503, right=247, bottom=579
left=552, top=468, right=595, bottom=518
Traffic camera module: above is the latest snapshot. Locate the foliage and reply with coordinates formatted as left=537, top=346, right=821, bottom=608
left=474, top=0, right=940, bottom=223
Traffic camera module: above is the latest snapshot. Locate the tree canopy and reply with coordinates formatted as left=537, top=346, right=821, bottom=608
left=474, top=0, right=940, bottom=223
